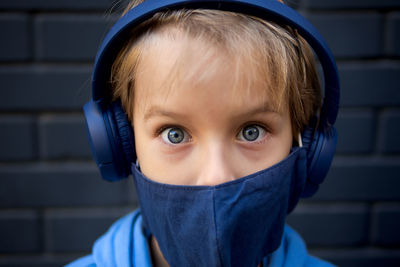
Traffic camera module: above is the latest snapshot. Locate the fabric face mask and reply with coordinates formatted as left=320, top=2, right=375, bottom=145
left=131, top=147, right=307, bottom=267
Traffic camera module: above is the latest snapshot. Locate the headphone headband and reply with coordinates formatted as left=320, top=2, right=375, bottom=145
left=92, top=0, right=340, bottom=126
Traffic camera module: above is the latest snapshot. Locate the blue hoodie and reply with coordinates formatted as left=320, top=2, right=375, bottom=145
left=66, top=210, right=335, bottom=267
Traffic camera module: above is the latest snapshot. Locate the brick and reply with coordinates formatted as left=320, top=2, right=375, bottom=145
left=0, top=116, right=36, bottom=161
left=311, top=249, right=400, bottom=267
left=372, top=204, right=400, bottom=246
left=39, top=115, right=91, bottom=159
left=312, top=157, right=400, bottom=201
left=45, top=208, right=132, bottom=252
left=339, top=63, right=400, bottom=107
left=0, top=163, right=137, bottom=207
left=0, top=66, right=91, bottom=111
left=379, top=110, right=400, bottom=153
left=0, top=14, right=30, bottom=61
left=307, top=13, right=383, bottom=58
left=386, top=13, right=400, bottom=56
left=0, top=255, right=78, bottom=267
left=335, top=109, right=376, bottom=154
left=287, top=204, right=369, bottom=246
left=0, top=210, right=40, bottom=253
left=35, top=15, right=115, bottom=61
left=0, top=0, right=114, bottom=10
left=304, top=0, right=400, bottom=9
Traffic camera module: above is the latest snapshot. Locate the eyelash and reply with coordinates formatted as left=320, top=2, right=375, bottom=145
left=156, top=125, right=192, bottom=145
left=156, top=125, right=184, bottom=137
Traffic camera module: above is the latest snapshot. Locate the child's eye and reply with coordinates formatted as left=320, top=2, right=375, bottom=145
left=161, top=127, right=191, bottom=144
left=237, top=125, right=266, bottom=142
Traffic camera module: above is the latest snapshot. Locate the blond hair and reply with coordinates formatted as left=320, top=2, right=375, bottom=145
left=111, top=0, right=321, bottom=137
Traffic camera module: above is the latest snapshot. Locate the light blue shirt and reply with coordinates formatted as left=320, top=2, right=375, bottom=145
left=66, top=210, right=335, bottom=267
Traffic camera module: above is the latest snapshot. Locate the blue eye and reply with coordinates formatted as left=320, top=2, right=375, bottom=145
left=161, top=127, right=190, bottom=144
left=238, top=125, right=265, bottom=142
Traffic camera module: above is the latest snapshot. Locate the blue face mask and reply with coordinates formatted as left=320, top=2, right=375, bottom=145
left=131, top=147, right=307, bottom=267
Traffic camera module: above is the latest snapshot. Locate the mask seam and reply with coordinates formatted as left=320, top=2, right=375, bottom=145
left=212, top=189, right=224, bottom=267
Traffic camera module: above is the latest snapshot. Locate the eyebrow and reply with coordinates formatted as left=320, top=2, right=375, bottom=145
left=144, top=107, right=187, bottom=120
left=238, top=104, right=280, bottom=118
left=143, top=102, right=280, bottom=121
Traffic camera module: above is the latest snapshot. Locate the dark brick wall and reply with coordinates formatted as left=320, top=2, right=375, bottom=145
left=0, top=0, right=399, bottom=266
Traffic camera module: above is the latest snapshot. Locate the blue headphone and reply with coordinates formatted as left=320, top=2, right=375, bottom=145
left=83, top=0, right=340, bottom=198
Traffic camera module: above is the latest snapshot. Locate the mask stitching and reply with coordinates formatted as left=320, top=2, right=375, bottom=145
left=211, top=189, right=224, bottom=267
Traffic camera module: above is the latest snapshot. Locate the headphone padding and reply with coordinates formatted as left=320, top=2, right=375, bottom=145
left=111, top=101, right=136, bottom=170
left=301, top=125, right=338, bottom=197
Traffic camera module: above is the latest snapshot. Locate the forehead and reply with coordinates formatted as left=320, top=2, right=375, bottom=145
left=134, top=31, right=283, bottom=113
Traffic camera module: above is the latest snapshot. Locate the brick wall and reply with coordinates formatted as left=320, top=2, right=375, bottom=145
left=0, top=0, right=399, bottom=266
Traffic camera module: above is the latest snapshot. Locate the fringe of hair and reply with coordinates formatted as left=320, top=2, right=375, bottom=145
left=111, top=0, right=321, bottom=137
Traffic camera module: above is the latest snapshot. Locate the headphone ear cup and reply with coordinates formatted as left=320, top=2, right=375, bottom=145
left=301, top=123, right=338, bottom=197
left=111, top=101, right=136, bottom=170
left=83, top=100, right=135, bottom=182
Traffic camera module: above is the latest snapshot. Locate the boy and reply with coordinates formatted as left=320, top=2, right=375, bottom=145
left=69, top=0, right=339, bottom=266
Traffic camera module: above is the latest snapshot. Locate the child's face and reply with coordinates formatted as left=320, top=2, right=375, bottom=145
left=132, top=33, right=293, bottom=185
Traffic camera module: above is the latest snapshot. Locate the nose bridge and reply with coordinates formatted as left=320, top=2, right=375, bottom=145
left=196, top=140, right=235, bottom=186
